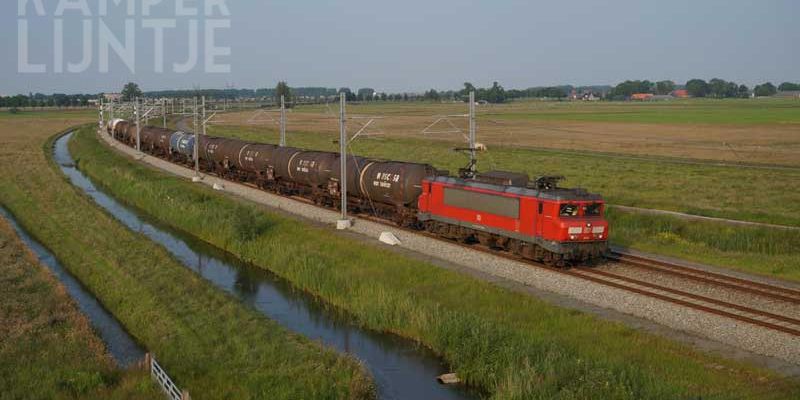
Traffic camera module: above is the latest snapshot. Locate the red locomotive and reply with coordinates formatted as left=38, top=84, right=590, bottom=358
left=108, top=120, right=609, bottom=265
left=418, top=172, right=607, bottom=265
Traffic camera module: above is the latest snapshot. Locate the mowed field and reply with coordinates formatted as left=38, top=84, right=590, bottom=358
left=217, top=98, right=800, bottom=166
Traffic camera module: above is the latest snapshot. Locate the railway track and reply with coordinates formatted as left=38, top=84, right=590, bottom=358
left=110, top=133, right=800, bottom=338
left=607, top=251, right=800, bottom=305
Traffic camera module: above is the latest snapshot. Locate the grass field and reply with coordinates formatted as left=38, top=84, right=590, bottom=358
left=0, top=112, right=374, bottom=399
left=214, top=98, right=800, bottom=166
left=73, top=126, right=800, bottom=399
left=0, top=217, right=158, bottom=400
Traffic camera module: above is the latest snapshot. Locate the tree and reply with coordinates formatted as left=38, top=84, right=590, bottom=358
left=461, top=82, right=476, bottom=101
left=485, top=81, right=506, bottom=103
left=778, top=82, right=800, bottom=91
left=737, top=84, right=750, bottom=98
left=685, top=79, right=709, bottom=97
left=753, top=82, right=777, bottom=97
left=121, top=82, right=142, bottom=101
left=338, top=87, right=356, bottom=102
left=357, top=88, right=375, bottom=101
left=611, top=80, right=653, bottom=97
left=424, top=89, right=440, bottom=101
left=655, top=80, right=675, bottom=95
left=275, top=81, right=292, bottom=104
left=708, top=78, right=727, bottom=98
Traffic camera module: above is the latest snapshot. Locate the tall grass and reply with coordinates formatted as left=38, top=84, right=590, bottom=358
left=73, top=126, right=800, bottom=399
left=0, top=217, right=158, bottom=400
left=607, top=208, right=800, bottom=281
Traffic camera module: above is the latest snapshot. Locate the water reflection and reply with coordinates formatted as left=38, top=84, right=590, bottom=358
left=0, top=206, right=145, bottom=367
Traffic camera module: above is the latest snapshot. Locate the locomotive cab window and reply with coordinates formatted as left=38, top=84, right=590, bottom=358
left=559, top=204, right=579, bottom=217
left=584, top=203, right=602, bottom=216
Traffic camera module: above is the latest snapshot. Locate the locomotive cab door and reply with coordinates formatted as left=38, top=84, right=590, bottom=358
left=535, top=201, right=544, bottom=236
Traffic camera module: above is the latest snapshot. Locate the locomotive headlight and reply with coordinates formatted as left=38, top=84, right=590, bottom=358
left=569, top=235, right=577, bottom=240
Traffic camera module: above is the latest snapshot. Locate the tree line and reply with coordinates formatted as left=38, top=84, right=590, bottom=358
left=4, top=78, right=798, bottom=111
left=609, top=79, right=797, bottom=99
left=0, top=93, right=97, bottom=109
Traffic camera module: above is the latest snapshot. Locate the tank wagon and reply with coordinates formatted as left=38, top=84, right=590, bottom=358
left=107, top=120, right=609, bottom=265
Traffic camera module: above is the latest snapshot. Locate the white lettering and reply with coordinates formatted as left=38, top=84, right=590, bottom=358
left=205, top=0, right=230, bottom=16
left=54, top=19, right=64, bottom=73
left=69, top=20, right=93, bottom=73
left=18, top=0, right=45, bottom=16
left=173, top=20, right=198, bottom=73
left=18, top=19, right=46, bottom=73
left=205, top=19, right=231, bottom=73
left=142, top=0, right=163, bottom=16
left=55, top=0, right=92, bottom=16
left=99, top=0, right=135, bottom=16
left=143, top=19, right=176, bottom=73
left=99, top=19, right=135, bottom=73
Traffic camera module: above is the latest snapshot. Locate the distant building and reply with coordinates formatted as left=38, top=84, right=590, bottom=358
left=671, top=89, right=689, bottom=98
left=103, top=93, right=121, bottom=102
left=631, top=93, right=654, bottom=101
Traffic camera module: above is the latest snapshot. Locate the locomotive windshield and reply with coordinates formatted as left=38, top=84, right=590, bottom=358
left=584, top=203, right=602, bottom=216
left=559, top=204, right=579, bottom=217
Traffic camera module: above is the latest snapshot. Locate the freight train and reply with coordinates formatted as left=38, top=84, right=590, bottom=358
left=107, top=119, right=609, bottom=265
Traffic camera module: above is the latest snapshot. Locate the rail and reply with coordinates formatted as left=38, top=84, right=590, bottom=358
left=144, top=353, right=190, bottom=400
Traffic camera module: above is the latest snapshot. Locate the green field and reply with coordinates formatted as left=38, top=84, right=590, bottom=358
left=292, top=98, right=800, bottom=125
left=72, top=126, right=800, bottom=399
left=487, top=98, right=800, bottom=125
left=0, top=217, right=158, bottom=400
left=0, top=113, right=374, bottom=399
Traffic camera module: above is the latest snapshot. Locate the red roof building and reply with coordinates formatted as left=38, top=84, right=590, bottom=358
left=672, top=89, right=689, bottom=98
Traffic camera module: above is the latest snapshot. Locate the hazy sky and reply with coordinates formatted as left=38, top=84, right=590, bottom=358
left=2, top=0, right=798, bottom=95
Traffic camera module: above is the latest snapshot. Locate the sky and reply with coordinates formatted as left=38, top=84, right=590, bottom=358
left=1, top=0, right=798, bottom=95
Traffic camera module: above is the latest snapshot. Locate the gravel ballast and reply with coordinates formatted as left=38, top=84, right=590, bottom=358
left=97, top=130, right=800, bottom=367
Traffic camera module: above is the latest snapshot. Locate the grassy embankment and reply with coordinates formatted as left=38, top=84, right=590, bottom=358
left=0, top=111, right=374, bottom=399
left=204, top=122, right=800, bottom=282
left=0, top=217, right=158, bottom=400
left=74, top=125, right=800, bottom=399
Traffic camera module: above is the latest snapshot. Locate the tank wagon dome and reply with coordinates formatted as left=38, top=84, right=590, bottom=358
left=357, top=161, right=440, bottom=206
